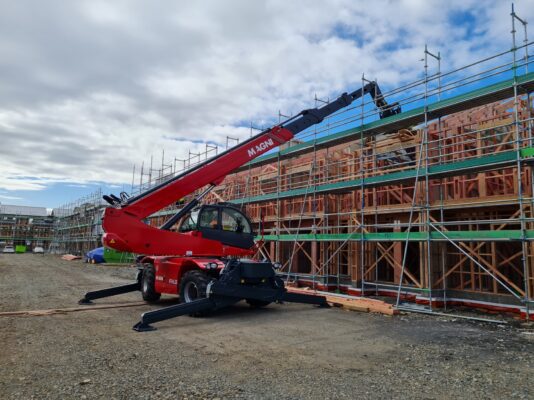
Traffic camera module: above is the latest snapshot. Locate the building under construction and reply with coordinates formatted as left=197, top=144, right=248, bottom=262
left=50, top=29, right=533, bottom=318
left=0, top=204, right=53, bottom=252
left=49, top=190, right=105, bottom=255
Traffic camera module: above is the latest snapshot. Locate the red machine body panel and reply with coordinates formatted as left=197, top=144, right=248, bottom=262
left=152, top=257, right=225, bottom=294
left=103, top=210, right=255, bottom=257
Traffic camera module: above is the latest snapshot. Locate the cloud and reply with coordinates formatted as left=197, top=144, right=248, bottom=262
left=0, top=177, right=49, bottom=191
left=0, top=0, right=532, bottom=194
left=0, top=193, right=23, bottom=200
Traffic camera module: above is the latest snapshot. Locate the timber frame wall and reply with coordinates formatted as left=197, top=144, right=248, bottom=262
left=215, top=95, right=534, bottom=318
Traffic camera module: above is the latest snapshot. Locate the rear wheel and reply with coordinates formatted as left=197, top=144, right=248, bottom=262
left=141, top=263, right=161, bottom=303
left=179, top=270, right=211, bottom=316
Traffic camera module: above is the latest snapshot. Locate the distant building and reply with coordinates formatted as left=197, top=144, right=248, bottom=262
left=0, top=203, right=54, bottom=252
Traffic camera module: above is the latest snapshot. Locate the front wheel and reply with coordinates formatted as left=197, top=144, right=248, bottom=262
left=141, top=264, right=161, bottom=303
left=179, top=270, right=211, bottom=316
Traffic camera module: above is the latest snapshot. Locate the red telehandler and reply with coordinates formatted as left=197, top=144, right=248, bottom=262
left=79, top=81, right=400, bottom=331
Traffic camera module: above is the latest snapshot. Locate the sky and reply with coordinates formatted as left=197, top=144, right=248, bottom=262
left=0, top=0, right=533, bottom=210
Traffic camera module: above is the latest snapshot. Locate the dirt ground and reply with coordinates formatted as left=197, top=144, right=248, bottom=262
left=0, top=254, right=532, bottom=400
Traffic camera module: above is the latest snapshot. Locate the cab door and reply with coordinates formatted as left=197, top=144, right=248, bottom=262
left=197, top=206, right=254, bottom=249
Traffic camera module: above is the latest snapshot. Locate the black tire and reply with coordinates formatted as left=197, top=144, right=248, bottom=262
left=179, top=270, right=211, bottom=317
left=141, top=264, right=161, bottom=303
left=246, top=299, right=271, bottom=308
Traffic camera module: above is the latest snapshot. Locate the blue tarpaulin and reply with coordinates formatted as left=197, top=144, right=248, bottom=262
left=85, top=247, right=105, bottom=263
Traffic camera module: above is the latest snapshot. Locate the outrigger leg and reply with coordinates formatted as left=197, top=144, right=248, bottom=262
left=132, top=261, right=329, bottom=332
left=132, top=286, right=328, bottom=332
left=78, top=282, right=140, bottom=304
left=132, top=297, right=239, bottom=332
left=280, top=291, right=330, bottom=306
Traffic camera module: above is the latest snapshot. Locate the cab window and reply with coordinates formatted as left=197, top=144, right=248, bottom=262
left=221, top=208, right=251, bottom=233
left=179, top=211, right=199, bottom=232
left=199, top=208, right=219, bottom=230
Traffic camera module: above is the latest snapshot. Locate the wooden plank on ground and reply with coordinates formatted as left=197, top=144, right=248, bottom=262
left=287, top=287, right=398, bottom=316
left=0, top=302, right=147, bottom=317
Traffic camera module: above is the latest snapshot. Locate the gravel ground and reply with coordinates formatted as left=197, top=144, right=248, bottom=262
left=0, top=254, right=532, bottom=400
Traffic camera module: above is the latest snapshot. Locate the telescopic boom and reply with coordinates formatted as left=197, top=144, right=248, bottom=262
left=104, top=82, right=400, bottom=220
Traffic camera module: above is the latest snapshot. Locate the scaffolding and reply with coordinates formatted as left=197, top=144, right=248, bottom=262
left=56, top=6, right=533, bottom=318
left=49, top=189, right=105, bottom=255
left=204, top=10, right=532, bottom=319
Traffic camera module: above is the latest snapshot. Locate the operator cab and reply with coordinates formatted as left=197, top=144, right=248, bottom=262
left=178, top=204, right=255, bottom=249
